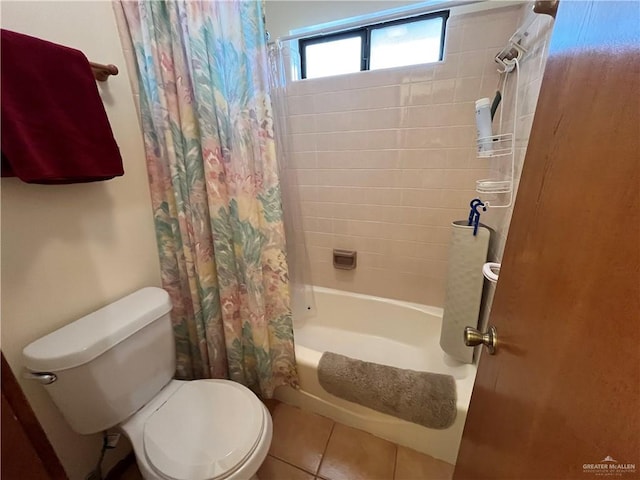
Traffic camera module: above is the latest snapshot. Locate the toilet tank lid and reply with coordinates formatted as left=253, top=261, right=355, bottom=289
left=23, top=287, right=172, bottom=372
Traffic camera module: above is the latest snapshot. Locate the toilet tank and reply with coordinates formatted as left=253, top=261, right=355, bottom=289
left=23, top=287, right=174, bottom=435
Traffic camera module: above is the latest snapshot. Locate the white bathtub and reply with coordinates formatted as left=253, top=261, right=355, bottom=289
left=274, top=286, right=477, bottom=465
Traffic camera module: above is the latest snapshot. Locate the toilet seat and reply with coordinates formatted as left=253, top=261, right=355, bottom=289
left=143, top=380, right=266, bottom=480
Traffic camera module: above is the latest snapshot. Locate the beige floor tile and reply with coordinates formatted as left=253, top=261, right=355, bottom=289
left=269, top=402, right=334, bottom=474
left=318, top=423, right=396, bottom=480
left=394, top=446, right=454, bottom=480
left=258, top=455, right=315, bottom=480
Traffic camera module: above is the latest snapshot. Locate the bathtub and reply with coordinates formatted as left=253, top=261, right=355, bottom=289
left=274, top=287, right=477, bottom=465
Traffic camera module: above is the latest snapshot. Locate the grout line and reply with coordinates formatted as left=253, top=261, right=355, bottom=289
left=315, top=421, right=336, bottom=478
left=268, top=454, right=318, bottom=477
left=392, top=443, right=399, bottom=480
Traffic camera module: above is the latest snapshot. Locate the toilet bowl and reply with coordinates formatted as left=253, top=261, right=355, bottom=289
left=121, top=380, right=272, bottom=480
left=22, top=287, right=272, bottom=480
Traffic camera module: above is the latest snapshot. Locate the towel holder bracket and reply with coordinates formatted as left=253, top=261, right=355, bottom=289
left=90, top=62, right=119, bottom=82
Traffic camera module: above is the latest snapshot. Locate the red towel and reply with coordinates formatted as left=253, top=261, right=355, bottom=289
left=1, top=30, right=124, bottom=184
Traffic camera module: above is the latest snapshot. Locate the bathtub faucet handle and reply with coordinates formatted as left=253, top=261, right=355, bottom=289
left=464, top=326, right=497, bottom=354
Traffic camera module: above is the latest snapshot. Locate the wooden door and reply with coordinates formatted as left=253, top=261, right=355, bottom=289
left=1, top=353, right=67, bottom=479
left=454, top=2, right=639, bottom=479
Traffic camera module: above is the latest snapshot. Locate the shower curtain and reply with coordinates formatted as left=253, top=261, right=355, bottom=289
left=267, top=41, right=316, bottom=322
left=116, top=0, right=297, bottom=397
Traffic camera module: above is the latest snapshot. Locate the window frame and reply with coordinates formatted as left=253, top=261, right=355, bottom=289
left=299, top=10, right=450, bottom=80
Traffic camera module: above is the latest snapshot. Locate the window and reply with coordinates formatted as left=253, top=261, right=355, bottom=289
left=299, top=11, right=449, bottom=80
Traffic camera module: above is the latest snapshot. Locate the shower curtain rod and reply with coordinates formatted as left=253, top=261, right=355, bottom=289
left=275, top=0, right=482, bottom=43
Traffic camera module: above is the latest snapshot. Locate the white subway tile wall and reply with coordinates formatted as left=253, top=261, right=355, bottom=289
left=283, top=4, right=551, bottom=306
left=482, top=8, right=554, bottom=257
left=478, top=7, right=554, bottom=329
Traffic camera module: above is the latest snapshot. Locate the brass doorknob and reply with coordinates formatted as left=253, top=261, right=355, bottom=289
left=464, top=326, right=497, bottom=354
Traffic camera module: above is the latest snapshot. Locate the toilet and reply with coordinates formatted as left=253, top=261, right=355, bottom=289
left=22, top=287, right=272, bottom=480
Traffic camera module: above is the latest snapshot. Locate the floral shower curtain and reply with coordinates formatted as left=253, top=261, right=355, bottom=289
left=117, top=0, right=297, bottom=397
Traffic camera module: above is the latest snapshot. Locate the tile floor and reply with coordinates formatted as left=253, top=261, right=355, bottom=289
left=262, top=400, right=454, bottom=480
left=117, top=400, right=454, bottom=480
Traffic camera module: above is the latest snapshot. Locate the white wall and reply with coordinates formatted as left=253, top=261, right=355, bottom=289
left=265, top=0, right=421, bottom=39
left=264, top=0, right=524, bottom=40
left=280, top=5, right=524, bottom=305
left=269, top=0, right=552, bottom=308
left=479, top=5, right=554, bottom=331
left=1, top=2, right=161, bottom=478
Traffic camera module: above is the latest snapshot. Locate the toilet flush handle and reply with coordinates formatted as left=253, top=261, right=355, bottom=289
left=23, top=371, right=57, bottom=385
